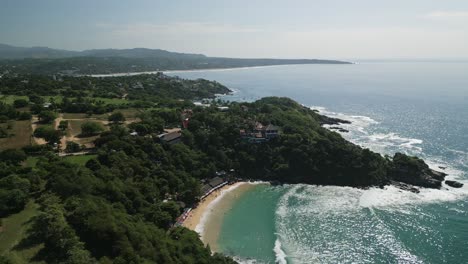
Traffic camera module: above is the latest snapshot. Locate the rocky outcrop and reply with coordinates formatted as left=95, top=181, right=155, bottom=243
left=390, top=181, right=420, bottom=193
left=328, top=126, right=350, bottom=133
left=445, top=180, right=463, bottom=188
left=388, top=153, right=447, bottom=189
left=319, top=116, right=351, bottom=126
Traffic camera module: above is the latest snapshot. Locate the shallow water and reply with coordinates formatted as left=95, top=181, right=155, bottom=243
left=169, top=62, right=468, bottom=263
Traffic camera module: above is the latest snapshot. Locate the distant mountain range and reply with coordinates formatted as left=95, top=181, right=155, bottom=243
left=0, top=43, right=209, bottom=60
left=0, top=43, right=351, bottom=75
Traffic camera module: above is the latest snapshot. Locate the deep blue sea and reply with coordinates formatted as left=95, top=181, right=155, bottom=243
left=168, top=62, right=468, bottom=264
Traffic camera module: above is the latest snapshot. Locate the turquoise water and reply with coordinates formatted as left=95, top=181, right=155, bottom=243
left=169, top=62, right=468, bottom=263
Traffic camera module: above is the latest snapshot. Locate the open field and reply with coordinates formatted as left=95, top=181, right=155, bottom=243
left=0, top=201, right=44, bottom=264
left=0, top=95, right=29, bottom=105
left=0, top=120, right=33, bottom=150
left=91, top=97, right=129, bottom=105
left=0, top=95, right=128, bottom=106
left=62, top=113, right=88, bottom=119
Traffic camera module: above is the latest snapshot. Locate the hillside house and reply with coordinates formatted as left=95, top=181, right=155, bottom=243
left=159, top=131, right=182, bottom=144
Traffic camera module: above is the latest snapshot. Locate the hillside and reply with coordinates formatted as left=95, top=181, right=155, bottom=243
left=0, top=43, right=351, bottom=75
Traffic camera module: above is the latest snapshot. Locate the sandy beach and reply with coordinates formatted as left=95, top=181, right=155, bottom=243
left=182, top=182, right=259, bottom=251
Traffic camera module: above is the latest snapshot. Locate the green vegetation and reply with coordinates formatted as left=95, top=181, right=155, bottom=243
left=108, top=112, right=125, bottom=124
left=62, top=155, right=97, bottom=166
left=80, top=121, right=104, bottom=136
left=33, top=126, right=60, bottom=144
left=0, top=95, right=29, bottom=105
left=37, top=111, right=56, bottom=124
left=13, top=99, right=29, bottom=108
left=0, top=201, right=42, bottom=264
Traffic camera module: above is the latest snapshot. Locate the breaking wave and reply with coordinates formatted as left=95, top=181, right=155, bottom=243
left=313, top=106, right=425, bottom=156
left=273, top=238, right=287, bottom=264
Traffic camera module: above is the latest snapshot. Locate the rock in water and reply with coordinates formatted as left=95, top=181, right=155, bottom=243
left=388, top=153, right=447, bottom=189
left=445, top=180, right=464, bottom=188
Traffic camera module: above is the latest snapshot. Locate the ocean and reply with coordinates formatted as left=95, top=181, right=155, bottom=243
left=167, top=62, right=468, bottom=264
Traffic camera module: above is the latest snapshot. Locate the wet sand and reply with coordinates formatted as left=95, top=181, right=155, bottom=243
left=182, top=182, right=259, bottom=251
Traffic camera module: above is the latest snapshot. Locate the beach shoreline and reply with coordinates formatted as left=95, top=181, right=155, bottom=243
left=87, top=64, right=314, bottom=78
left=182, top=182, right=260, bottom=251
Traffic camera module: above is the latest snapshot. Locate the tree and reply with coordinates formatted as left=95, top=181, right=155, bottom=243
left=0, top=127, right=7, bottom=138
left=38, top=111, right=57, bottom=124
left=58, top=120, right=69, bottom=131
left=108, top=112, right=125, bottom=124
left=34, top=126, right=61, bottom=144
left=65, top=141, right=81, bottom=153
left=13, top=99, right=29, bottom=108
left=80, top=122, right=104, bottom=136
left=28, top=95, right=44, bottom=105
left=0, top=175, right=30, bottom=216
left=0, top=149, right=27, bottom=165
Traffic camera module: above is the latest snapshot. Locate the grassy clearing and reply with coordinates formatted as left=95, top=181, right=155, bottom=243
left=62, top=113, right=88, bottom=119
left=62, top=154, right=97, bottom=166
left=0, top=95, right=128, bottom=106
left=115, top=108, right=142, bottom=119
left=23, top=157, right=39, bottom=168
left=0, top=95, right=29, bottom=105
left=0, top=120, right=33, bottom=151
left=92, top=97, right=129, bottom=105
left=0, top=201, right=44, bottom=263
left=0, top=95, right=63, bottom=105
left=42, top=95, right=63, bottom=104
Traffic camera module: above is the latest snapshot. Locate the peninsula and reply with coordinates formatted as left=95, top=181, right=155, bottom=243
left=0, top=43, right=351, bottom=75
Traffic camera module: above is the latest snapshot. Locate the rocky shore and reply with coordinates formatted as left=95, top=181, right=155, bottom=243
left=321, top=118, right=463, bottom=193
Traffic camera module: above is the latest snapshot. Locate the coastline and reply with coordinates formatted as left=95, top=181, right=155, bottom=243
left=87, top=63, right=352, bottom=78
left=88, top=65, right=295, bottom=77
left=182, top=182, right=260, bottom=251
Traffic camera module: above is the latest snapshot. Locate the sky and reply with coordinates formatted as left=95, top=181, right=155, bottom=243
left=1, top=0, right=468, bottom=60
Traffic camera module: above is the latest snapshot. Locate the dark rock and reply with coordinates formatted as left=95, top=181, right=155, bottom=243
left=319, top=116, right=351, bottom=126
left=388, top=153, right=447, bottom=189
left=430, top=169, right=447, bottom=181
left=327, top=126, right=349, bottom=132
left=438, top=166, right=446, bottom=170
left=391, top=181, right=420, bottom=193
left=445, top=180, right=463, bottom=188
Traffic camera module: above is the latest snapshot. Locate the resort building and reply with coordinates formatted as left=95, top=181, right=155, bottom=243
left=240, top=122, right=280, bottom=143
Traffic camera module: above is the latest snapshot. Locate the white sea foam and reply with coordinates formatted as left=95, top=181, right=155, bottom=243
left=274, top=185, right=427, bottom=263
left=233, top=256, right=268, bottom=264
left=315, top=105, right=428, bottom=156
left=273, top=237, right=288, bottom=264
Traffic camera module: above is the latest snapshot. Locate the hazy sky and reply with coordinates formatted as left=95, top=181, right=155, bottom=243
left=1, top=0, right=468, bottom=59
